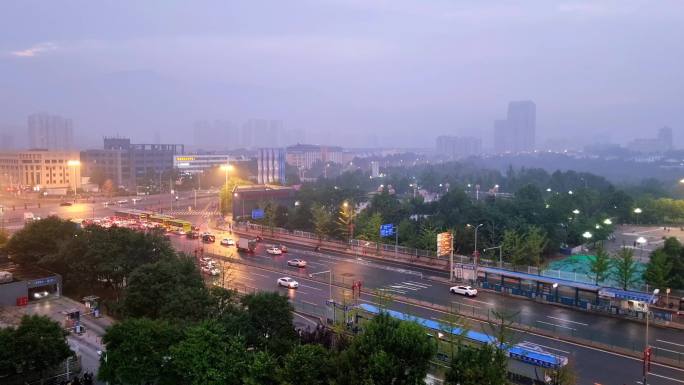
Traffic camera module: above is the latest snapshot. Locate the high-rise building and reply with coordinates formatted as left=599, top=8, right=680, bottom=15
left=0, top=149, right=81, bottom=193
left=436, top=136, right=482, bottom=159
left=493, top=101, right=536, bottom=153
left=626, top=126, right=675, bottom=154
left=242, top=119, right=283, bottom=148
left=257, top=148, right=286, bottom=184
left=658, top=126, right=673, bottom=151
left=27, top=113, right=74, bottom=150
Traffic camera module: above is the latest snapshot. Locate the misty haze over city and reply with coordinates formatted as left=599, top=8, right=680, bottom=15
left=1, top=1, right=682, bottom=149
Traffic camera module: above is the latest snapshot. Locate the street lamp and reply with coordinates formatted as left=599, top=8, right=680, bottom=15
left=634, top=207, right=642, bottom=225
left=309, top=270, right=334, bottom=322
left=572, top=209, right=580, bottom=215
left=603, top=218, right=613, bottom=225
left=644, top=288, right=660, bottom=385
left=473, top=224, right=484, bottom=277
left=568, top=190, right=573, bottom=195
left=67, top=160, right=81, bottom=196
left=582, top=231, right=592, bottom=240
left=636, top=236, right=647, bottom=256
left=220, top=164, right=234, bottom=214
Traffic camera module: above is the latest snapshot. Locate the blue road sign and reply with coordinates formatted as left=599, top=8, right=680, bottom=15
left=380, top=223, right=395, bottom=238
left=251, top=208, right=265, bottom=220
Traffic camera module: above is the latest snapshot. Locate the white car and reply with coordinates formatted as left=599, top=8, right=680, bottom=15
left=220, top=238, right=235, bottom=246
left=117, top=199, right=129, bottom=205
left=33, top=290, right=49, bottom=299
left=277, top=277, right=299, bottom=288
left=176, top=229, right=186, bottom=236
left=287, top=259, right=307, bottom=268
left=266, top=247, right=283, bottom=255
left=449, top=285, right=478, bottom=297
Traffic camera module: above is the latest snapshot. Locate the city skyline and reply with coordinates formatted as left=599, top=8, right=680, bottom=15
left=0, top=1, right=682, bottom=149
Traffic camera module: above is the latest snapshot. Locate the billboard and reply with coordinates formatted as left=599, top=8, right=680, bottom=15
left=251, top=209, right=265, bottom=220
left=380, top=223, right=395, bottom=238
left=437, top=231, right=453, bottom=257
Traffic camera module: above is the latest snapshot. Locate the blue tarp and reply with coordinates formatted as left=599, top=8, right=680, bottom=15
left=358, top=303, right=565, bottom=369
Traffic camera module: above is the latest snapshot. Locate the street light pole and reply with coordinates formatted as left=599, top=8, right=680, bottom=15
left=644, top=288, right=660, bottom=385
left=484, top=245, right=503, bottom=268
left=473, top=224, right=483, bottom=276
left=309, top=270, right=334, bottom=322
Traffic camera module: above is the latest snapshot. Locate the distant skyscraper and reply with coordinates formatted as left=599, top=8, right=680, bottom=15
left=493, top=101, right=536, bottom=153
left=658, top=126, right=673, bottom=151
left=27, top=113, right=74, bottom=150
left=242, top=119, right=283, bottom=148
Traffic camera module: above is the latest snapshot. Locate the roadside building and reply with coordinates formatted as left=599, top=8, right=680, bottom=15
left=0, top=261, right=62, bottom=306
left=232, top=184, right=296, bottom=219
left=0, top=149, right=81, bottom=194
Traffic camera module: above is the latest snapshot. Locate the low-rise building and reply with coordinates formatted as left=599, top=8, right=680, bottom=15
left=0, top=149, right=81, bottom=194
left=0, top=261, right=62, bottom=306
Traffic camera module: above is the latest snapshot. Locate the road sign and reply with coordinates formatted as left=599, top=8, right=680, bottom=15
left=437, top=231, right=453, bottom=257
left=251, top=209, right=264, bottom=219
left=380, top=223, right=395, bottom=237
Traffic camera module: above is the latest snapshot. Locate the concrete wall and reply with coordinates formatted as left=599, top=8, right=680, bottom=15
left=0, top=281, right=28, bottom=306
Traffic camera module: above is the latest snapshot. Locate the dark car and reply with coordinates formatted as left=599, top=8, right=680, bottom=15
left=202, top=234, right=216, bottom=243
left=59, top=202, right=72, bottom=206
left=186, top=231, right=200, bottom=239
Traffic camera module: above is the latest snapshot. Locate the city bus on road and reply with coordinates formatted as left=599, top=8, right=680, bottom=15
left=357, top=303, right=568, bottom=384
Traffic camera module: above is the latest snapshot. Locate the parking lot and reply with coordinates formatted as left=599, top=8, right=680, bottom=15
left=605, top=224, right=684, bottom=261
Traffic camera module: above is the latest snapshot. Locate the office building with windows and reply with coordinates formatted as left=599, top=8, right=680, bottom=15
left=27, top=113, right=74, bottom=150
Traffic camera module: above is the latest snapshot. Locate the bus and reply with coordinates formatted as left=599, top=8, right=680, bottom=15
left=357, top=304, right=567, bottom=384
left=167, top=218, right=192, bottom=233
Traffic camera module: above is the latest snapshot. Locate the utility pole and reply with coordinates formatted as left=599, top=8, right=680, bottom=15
left=449, top=230, right=454, bottom=281
left=310, top=270, right=334, bottom=322
left=484, top=245, right=503, bottom=268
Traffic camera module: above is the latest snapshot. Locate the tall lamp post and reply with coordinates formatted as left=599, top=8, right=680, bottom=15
left=67, top=160, right=81, bottom=198
left=484, top=245, right=503, bottom=268
left=220, top=164, right=234, bottom=215
left=644, top=288, right=660, bottom=385
left=309, top=270, right=334, bottom=322
left=634, top=207, right=642, bottom=225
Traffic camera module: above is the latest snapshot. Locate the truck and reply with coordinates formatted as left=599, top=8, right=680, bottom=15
left=237, top=238, right=257, bottom=253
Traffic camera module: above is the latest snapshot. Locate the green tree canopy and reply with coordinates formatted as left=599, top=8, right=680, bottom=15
left=589, top=244, right=612, bottom=285
left=644, top=250, right=673, bottom=290
left=99, top=318, right=181, bottom=385
left=444, top=344, right=508, bottom=385
left=278, top=344, right=333, bottom=385
left=5, top=216, right=79, bottom=266
left=14, top=315, right=73, bottom=378
left=122, top=256, right=211, bottom=321
left=240, top=292, right=298, bottom=357
left=612, top=247, right=639, bottom=290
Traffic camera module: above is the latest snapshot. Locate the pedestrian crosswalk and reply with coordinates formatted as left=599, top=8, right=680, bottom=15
left=379, top=280, right=431, bottom=295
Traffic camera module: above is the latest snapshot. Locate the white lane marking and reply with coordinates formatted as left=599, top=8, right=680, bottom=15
left=380, top=288, right=407, bottom=294
left=299, top=284, right=323, bottom=291
left=305, top=261, right=328, bottom=267
left=462, top=298, right=494, bottom=306
left=521, top=341, right=571, bottom=354
left=292, top=290, right=310, bottom=295
left=293, top=312, right=318, bottom=325
left=654, top=346, right=684, bottom=355
left=546, top=316, right=589, bottom=326
left=535, top=320, right=576, bottom=331
left=302, top=301, right=318, bottom=307
left=650, top=372, right=684, bottom=384
left=401, top=282, right=430, bottom=289
left=389, top=285, right=420, bottom=291
left=657, top=339, right=684, bottom=348
left=452, top=301, right=480, bottom=309
left=251, top=272, right=268, bottom=278
left=407, top=280, right=431, bottom=286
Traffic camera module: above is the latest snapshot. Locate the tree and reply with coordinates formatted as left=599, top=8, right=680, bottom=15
left=5, top=216, right=79, bottom=266
left=170, top=321, right=247, bottom=385
left=122, top=256, right=211, bottom=321
left=243, top=351, right=279, bottom=385
left=14, top=315, right=72, bottom=381
left=336, top=312, right=437, bottom=385
left=278, top=344, right=333, bottom=385
left=524, top=225, right=548, bottom=270
left=240, top=292, right=298, bottom=357
left=88, top=167, right=108, bottom=187
left=99, top=318, right=181, bottom=385
left=337, top=201, right=355, bottom=242
left=612, top=247, right=639, bottom=290
left=0, top=327, right=16, bottom=377
left=0, top=228, right=9, bottom=249
left=263, top=201, right=277, bottom=235
left=444, top=344, right=508, bottom=385
left=311, top=203, right=332, bottom=245
left=502, top=229, right=525, bottom=266
left=589, top=244, right=611, bottom=285
left=644, top=250, right=673, bottom=290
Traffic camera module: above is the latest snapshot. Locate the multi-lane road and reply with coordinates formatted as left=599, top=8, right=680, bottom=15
left=3, top=193, right=684, bottom=384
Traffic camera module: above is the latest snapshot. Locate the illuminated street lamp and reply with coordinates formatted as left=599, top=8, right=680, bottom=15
left=568, top=190, right=573, bottom=195
left=634, top=207, right=642, bottom=225
left=546, top=188, right=552, bottom=192
left=582, top=231, right=592, bottom=240
left=219, top=164, right=234, bottom=214
left=680, top=178, right=684, bottom=184
left=572, top=209, right=580, bottom=215
left=603, top=218, right=613, bottom=225
left=67, top=160, right=81, bottom=195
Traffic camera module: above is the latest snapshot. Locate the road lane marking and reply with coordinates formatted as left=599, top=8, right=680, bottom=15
left=521, top=341, right=571, bottom=354
left=654, top=346, right=684, bottom=355
left=463, top=298, right=494, bottom=306
left=251, top=272, right=268, bottom=278
left=299, top=284, right=323, bottom=291
left=293, top=312, right=319, bottom=325
left=406, top=281, right=431, bottom=287
left=535, top=320, right=576, bottom=331
left=546, top=316, right=589, bottom=326
left=452, top=301, right=480, bottom=309
left=302, top=301, right=318, bottom=307
left=401, top=282, right=430, bottom=289
left=657, top=339, right=684, bottom=348
left=650, top=372, right=684, bottom=383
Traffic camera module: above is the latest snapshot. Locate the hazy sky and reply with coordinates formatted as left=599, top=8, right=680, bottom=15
left=1, top=1, right=682, bottom=148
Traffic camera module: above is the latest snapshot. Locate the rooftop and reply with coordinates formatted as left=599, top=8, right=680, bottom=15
left=0, top=260, right=60, bottom=284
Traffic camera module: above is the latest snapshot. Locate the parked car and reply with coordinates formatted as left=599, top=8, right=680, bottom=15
left=287, top=259, right=307, bottom=267
left=220, top=238, right=235, bottom=246
left=266, top=246, right=282, bottom=255
left=59, top=202, right=72, bottom=206
left=449, top=285, right=478, bottom=297
left=277, top=277, right=299, bottom=288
